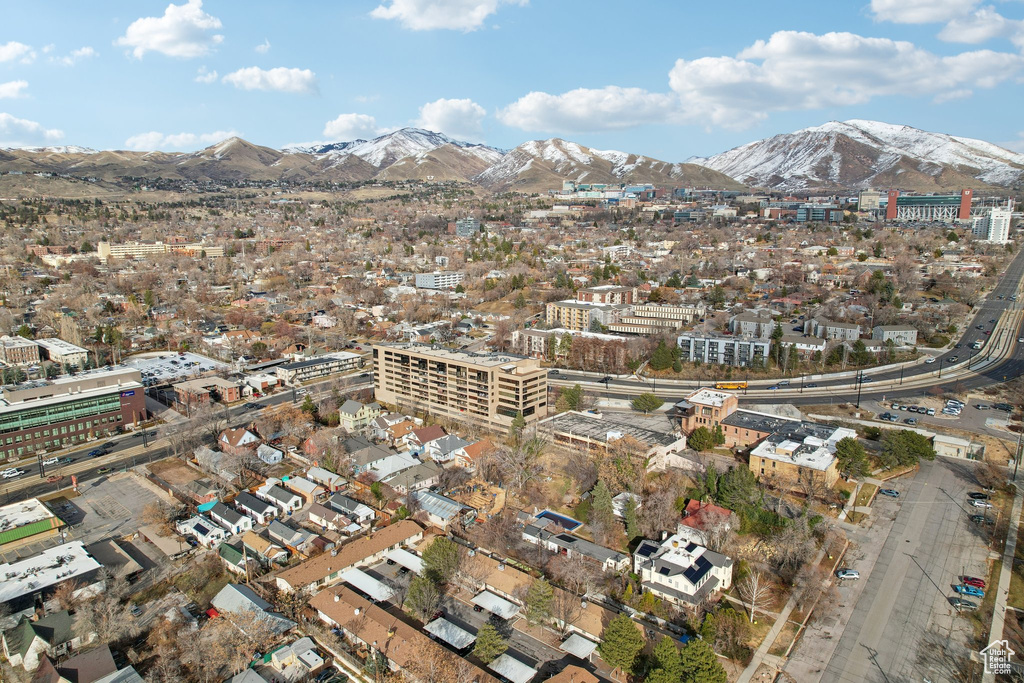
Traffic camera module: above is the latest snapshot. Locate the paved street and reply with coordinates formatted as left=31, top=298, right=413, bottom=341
left=788, top=458, right=994, bottom=683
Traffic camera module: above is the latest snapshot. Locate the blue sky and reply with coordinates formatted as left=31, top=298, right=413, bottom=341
left=1, top=0, right=1023, bottom=160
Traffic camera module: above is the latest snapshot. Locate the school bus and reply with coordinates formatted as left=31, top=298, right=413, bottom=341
left=715, top=381, right=748, bottom=390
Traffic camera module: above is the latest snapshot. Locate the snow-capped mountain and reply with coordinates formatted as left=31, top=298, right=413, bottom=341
left=475, top=138, right=742, bottom=191
left=287, top=128, right=505, bottom=169
left=689, top=120, right=1024, bottom=191
left=0, top=145, right=98, bottom=154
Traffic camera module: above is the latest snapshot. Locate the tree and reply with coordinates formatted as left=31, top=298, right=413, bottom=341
left=524, top=578, right=553, bottom=625
left=652, top=636, right=683, bottom=680
left=494, top=436, right=546, bottom=494
left=679, top=638, right=727, bottom=683
left=650, top=340, right=674, bottom=371
left=406, top=575, right=442, bottom=621
left=300, top=394, right=317, bottom=415
left=422, top=537, right=461, bottom=585
left=835, top=436, right=869, bottom=478
left=687, top=426, right=715, bottom=452
left=599, top=613, right=644, bottom=674
left=738, top=568, right=773, bottom=623
left=623, top=494, right=640, bottom=541
left=590, top=480, right=615, bottom=531
left=251, top=341, right=267, bottom=358
left=509, top=410, right=526, bottom=444
left=712, top=423, right=725, bottom=446
left=879, top=429, right=936, bottom=469
left=473, top=623, right=508, bottom=664
left=631, top=392, right=663, bottom=414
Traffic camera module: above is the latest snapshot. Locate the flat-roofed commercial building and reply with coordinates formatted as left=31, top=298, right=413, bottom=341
left=0, top=368, right=145, bottom=459
left=33, top=338, right=89, bottom=368
left=0, top=499, right=65, bottom=550
left=373, top=343, right=547, bottom=433
left=0, top=337, right=40, bottom=366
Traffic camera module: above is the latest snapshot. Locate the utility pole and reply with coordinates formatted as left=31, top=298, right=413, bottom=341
left=855, top=371, right=864, bottom=409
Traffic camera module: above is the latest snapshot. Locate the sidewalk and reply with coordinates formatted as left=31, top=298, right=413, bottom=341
left=983, top=478, right=1024, bottom=683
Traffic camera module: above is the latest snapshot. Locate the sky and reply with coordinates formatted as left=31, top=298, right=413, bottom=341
left=1, top=0, right=1023, bottom=161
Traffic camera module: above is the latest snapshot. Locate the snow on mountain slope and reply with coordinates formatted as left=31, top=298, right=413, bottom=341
left=285, top=128, right=506, bottom=169
left=690, top=119, right=1024, bottom=190
left=2, top=145, right=98, bottom=154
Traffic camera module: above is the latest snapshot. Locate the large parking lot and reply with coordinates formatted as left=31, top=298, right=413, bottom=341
left=119, top=352, right=229, bottom=385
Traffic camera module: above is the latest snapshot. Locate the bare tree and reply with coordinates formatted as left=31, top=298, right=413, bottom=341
left=494, top=436, right=547, bottom=495
left=738, top=568, right=773, bottom=623
left=639, top=487, right=679, bottom=538
left=564, top=446, right=599, bottom=494
left=701, top=509, right=736, bottom=554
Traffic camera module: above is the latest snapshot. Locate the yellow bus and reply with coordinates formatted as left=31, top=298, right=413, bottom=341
left=715, top=381, right=748, bottom=390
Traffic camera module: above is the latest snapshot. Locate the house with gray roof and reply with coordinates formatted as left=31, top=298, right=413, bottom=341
left=338, top=400, right=381, bottom=432
left=257, top=482, right=303, bottom=513
left=409, top=490, right=475, bottom=530
left=383, top=461, right=441, bottom=494
left=234, top=491, right=277, bottom=525
left=211, top=583, right=294, bottom=634
left=423, top=435, right=472, bottom=463
left=633, top=532, right=732, bottom=609
left=327, top=494, right=375, bottom=525
left=522, top=524, right=629, bottom=572
left=209, top=502, right=253, bottom=536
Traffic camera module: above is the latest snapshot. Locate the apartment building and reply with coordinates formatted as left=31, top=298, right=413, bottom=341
left=971, top=205, right=1012, bottom=243
left=372, top=343, right=547, bottom=433
left=871, top=325, right=918, bottom=346
left=33, top=339, right=89, bottom=368
left=0, top=368, right=145, bottom=459
left=276, top=352, right=361, bottom=385
left=676, top=388, right=739, bottom=434
left=575, top=285, right=636, bottom=304
left=414, top=271, right=464, bottom=290
left=803, top=318, right=861, bottom=341
left=545, top=300, right=628, bottom=332
left=455, top=217, right=480, bottom=237
left=0, top=337, right=40, bottom=366
left=676, top=333, right=769, bottom=367
left=509, top=327, right=625, bottom=358
left=96, top=241, right=224, bottom=260
left=748, top=421, right=854, bottom=488
left=607, top=302, right=704, bottom=335
left=728, top=311, right=775, bottom=339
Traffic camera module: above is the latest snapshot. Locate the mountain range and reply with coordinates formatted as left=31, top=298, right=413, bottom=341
left=1, top=120, right=1022, bottom=193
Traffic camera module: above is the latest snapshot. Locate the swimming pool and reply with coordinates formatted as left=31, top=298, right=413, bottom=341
left=537, top=510, right=582, bottom=532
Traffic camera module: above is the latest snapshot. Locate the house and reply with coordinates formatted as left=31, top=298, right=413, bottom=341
left=241, top=530, right=288, bottom=565
left=210, top=583, right=294, bottom=634
left=275, top=520, right=424, bottom=592
left=611, top=492, right=642, bottom=519
left=234, top=491, right=277, bottom=525
left=256, top=444, right=283, bottom=465
left=337, top=400, right=381, bottom=432
left=267, top=520, right=318, bottom=553
left=32, top=644, right=120, bottom=683
left=2, top=611, right=91, bottom=672
left=219, top=427, right=260, bottom=456
left=327, top=493, right=375, bottom=525
left=383, top=461, right=442, bottom=494
left=305, top=466, right=345, bottom=492
left=179, top=479, right=219, bottom=506
left=218, top=542, right=260, bottom=576
left=257, top=482, right=303, bottom=514
left=407, top=425, right=447, bottom=452
left=677, top=500, right=736, bottom=546
left=209, top=502, right=253, bottom=535
left=452, top=438, right=495, bottom=469
left=344, top=438, right=397, bottom=475
left=522, top=524, right=629, bottom=572
left=633, top=532, right=733, bottom=609
left=283, top=476, right=324, bottom=503
left=728, top=310, right=775, bottom=339
left=176, top=516, right=228, bottom=548
left=370, top=414, right=419, bottom=443
left=268, top=637, right=325, bottom=679
left=408, top=490, right=475, bottom=530
left=676, top=388, right=739, bottom=434
left=423, top=435, right=471, bottom=463
left=779, top=334, right=827, bottom=356
left=310, top=586, right=499, bottom=682
left=872, top=325, right=918, bottom=346
left=308, top=502, right=359, bottom=534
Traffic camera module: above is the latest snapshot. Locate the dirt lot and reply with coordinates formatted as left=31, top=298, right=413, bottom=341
left=148, top=457, right=204, bottom=486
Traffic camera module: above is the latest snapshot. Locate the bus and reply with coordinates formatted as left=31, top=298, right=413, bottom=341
left=715, top=381, right=748, bottom=390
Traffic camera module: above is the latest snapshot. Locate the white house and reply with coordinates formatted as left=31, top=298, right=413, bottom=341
left=632, top=533, right=733, bottom=609
left=209, top=502, right=253, bottom=535
left=257, top=444, right=284, bottom=465
left=257, top=482, right=303, bottom=514
left=234, top=491, right=277, bottom=525
left=327, top=493, right=375, bottom=525
left=176, top=516, right=228, bottom=548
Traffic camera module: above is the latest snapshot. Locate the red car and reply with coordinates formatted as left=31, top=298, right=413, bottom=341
left=962, top=576, right=986, bottom=589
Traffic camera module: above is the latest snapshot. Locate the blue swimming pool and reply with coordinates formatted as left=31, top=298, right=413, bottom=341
left=537, top=510, right=582, bottom=532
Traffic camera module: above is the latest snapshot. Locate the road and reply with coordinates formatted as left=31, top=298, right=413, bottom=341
left=793, top=458, right=993, bottom=683
left=549, top=245, right=1024, bottom=406
left=0, top=373, right=373, bottom=504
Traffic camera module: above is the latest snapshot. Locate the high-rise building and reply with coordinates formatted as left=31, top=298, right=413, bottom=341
left=455, top=218, right=480, bottom=238
left=372, top=343, right=547, bottom=433
left=971, top=205, right=1013, bottom=243
left=414, top=272, right=465, bottom=290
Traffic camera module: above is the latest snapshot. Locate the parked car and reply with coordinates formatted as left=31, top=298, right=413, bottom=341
left=970, top=499, right=994, bottom=509
left=904, top=418, right=917, bottom=425
left=879, top=489, right=900, bottom=498
left=968, top=492, right=990, bottom=501
left=926, top=408, right=936, bottom=416
left=835, top=569, right=860, bottom=580
left=962, top=576, right=986, bottom=589
left=975, top=404, right=991, bottom=410
left=993, top=403, right=1014, bottom=412
left=954, top=584, right=984, bottom=598
left=950, top=598, right=978, bottom=610
left=969, top=514, right=994, bottom=525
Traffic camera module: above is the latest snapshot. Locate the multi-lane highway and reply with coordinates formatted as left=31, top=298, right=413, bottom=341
left=549, top=246, right=1024, bottom=406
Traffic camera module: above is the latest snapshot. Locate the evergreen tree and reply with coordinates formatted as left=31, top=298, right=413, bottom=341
left=599, top=614, right=644, bottom=674
left=591, top=480, right=615, bottom=530
left=712, top=424, right=726, bottom=446
left=473, top=623, right=508, bottom=664
left=652, top=636, right=684, bottom=681
left=623, top=494, right=640, bottom=541
left=680, top=639, right=727, bottom=683
left=406, top=575, right=441, bottom=622
left=650, top=340, right=674, bottom=371
left=835, top=436, right=870, bottom=478
left=631, top=392, right=664, bottom=414
left=524, top=578, right=553, bottom=625
left=421, top=537, right=461, bottom=585
left=687, top=426, right=715, bottom=452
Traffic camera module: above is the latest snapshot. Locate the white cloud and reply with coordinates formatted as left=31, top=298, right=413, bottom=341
left=255, top=39, right=271, bottom=54
left=57, top=46, right=97, bottom=66
left=42, top=44, right=54, bottom=54
left=870, top=0, right=974, bottom=24
left=938, top=8, right=1024, bottom=48
left=195, top=66, right=218, bottom=84
left=222, top=66, right=318, bottom=94
left=0, top=113, right=63, bottom=147
left=0, top=81, right=28, bottom=99
left=0, top=42, right=35, bottom=64
left=323, top=113, right=382, bottom=140
left=370, top=0, right=526, bottom=31
left=415, top=97, right=487, bottom=140
left=498, top=86, right=678, bottom=133
left=667, top=31, right=1024, bottom=127
left=123, top=129, right=240, bottom=151
left=115, top=0, right=223, bottom=58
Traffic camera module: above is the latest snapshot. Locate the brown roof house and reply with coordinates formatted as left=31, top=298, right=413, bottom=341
left=219, top=427, right=261, bottom=457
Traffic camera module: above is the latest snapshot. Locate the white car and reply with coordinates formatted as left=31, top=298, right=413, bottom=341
left=925, top=357, right=936, bottom=364
left=2, top=469, right=24, bottom=479
left=1018, top=337, right=1024, bottom=343
left=42, top=457, right=59, bottom=466
left=970, top=499, right=994, bottom=509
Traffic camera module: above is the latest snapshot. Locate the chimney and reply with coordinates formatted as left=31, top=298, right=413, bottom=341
left=334, top=595, right=340, bottom=603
